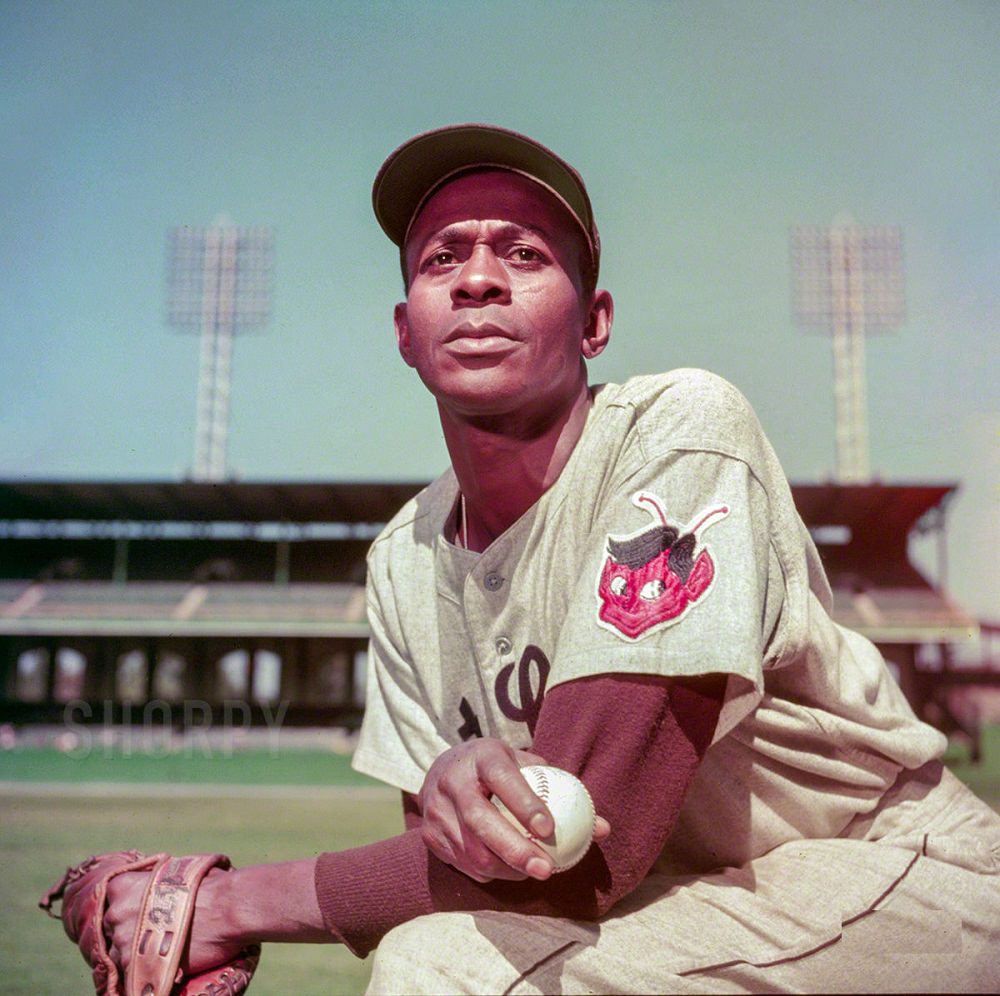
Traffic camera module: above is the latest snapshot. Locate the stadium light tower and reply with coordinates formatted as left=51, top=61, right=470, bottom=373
left=790, top=221, right=905, bottom=483
left=166, top=220, right=274, bottom=481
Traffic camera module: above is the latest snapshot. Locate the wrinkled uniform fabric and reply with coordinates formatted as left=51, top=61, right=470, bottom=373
left=353, top=369, right=1000, bottom=993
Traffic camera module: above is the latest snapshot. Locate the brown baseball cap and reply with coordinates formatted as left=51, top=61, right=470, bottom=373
left=372, top=123, right=600, bottom=281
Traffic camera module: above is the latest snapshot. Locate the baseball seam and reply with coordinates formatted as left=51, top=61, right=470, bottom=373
left=534, top=768, right=550, bottom=804
left=525, top=767, right=549, bottom=841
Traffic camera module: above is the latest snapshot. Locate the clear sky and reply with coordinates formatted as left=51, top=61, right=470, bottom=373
left=2, top=0, right=997, bottom=618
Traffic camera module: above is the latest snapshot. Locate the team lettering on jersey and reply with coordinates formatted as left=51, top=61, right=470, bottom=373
left=596, top=491, right=729, bottom=641
left=456, top=645, right=551, bottom=741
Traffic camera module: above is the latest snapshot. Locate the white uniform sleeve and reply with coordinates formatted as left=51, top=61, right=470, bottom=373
left=552, top=447, right=782, bottom=742
left=351, top=581, right=452, bottom=794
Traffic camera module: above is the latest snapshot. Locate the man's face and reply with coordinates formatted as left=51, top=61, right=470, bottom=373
left=394, top=169, right=609, bottom=424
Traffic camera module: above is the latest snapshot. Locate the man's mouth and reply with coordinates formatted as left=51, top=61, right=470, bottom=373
left=445, top=322, right=516, bottom=342
left=444, top=323, right=520, bottom=355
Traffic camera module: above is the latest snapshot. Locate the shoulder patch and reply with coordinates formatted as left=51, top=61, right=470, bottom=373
left=595, top=491, right=729, bottom=641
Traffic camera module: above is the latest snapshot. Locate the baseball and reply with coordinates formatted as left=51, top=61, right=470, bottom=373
left=492, top=764, right=596, bottom=872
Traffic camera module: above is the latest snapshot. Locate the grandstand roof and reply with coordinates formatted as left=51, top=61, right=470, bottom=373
left=0, top=478, right=957, bottom=526
left=792, top=482, right=955, bottom=542
left=0, top=480, right=426, bottom=525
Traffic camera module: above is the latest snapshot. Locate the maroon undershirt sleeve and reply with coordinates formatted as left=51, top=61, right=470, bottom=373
left=315, top=672, right=724, bottom=957
left=400, top=789, right=423, bottom=830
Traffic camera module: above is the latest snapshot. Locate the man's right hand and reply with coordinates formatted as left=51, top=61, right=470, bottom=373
left=417, top=739, right=610, bottom=883
left=104, top=865, right=246, bottom=978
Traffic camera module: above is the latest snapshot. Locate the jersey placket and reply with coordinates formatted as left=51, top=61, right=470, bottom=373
left=460, top=541, right=527, bottom=744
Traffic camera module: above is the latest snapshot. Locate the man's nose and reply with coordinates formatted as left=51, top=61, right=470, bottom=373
left=451, top=245, right=511, bottom=304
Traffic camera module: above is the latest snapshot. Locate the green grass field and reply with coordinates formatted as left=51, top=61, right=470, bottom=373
left=942, top=724, right=1000, bottom=811
left=0, top=744, right=380, bottom=787
left=1, top=748, right=401, bottom=995
left=3, top=729, right=999, bottom=994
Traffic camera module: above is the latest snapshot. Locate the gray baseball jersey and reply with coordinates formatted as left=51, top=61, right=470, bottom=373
left=353, top=368, right=944, bottom=872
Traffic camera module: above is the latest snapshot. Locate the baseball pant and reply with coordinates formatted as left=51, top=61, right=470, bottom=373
left=366, top=763, right=1000, bottom=994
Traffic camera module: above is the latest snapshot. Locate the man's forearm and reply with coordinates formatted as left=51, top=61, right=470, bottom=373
left=205, top=859, right=331, bottom=948
left=190, top=674, right=724, bottom=960
left=314, top=673, right=725, bottom=957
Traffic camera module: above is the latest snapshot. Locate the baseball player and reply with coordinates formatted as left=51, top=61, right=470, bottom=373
left=43, top=125, right=1000, bottom=995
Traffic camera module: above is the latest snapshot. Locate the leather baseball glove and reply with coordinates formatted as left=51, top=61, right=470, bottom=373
left=40, top=850, right=261, bottom=996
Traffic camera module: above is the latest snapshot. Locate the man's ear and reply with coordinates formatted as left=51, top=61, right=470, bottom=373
left=394, top=302, right=416, bottom=367
left=581, top=290, right=613, bottom=360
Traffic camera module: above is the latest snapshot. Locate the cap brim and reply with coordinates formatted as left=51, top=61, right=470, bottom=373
left=372, top=124, right=597, bottom=260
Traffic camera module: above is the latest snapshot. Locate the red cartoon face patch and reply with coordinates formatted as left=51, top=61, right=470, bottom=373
left=595, top=492, right=729, bottom=641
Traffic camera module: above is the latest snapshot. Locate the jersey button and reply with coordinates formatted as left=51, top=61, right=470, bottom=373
left=495, top=636, right=512, bottom=656
left=484, top=572, right=504, bottom=592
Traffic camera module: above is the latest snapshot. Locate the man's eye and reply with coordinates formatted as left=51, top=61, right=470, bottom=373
left=421, top=249, right=459, bottom=270
left=509, top=246, right=543, bottom=263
